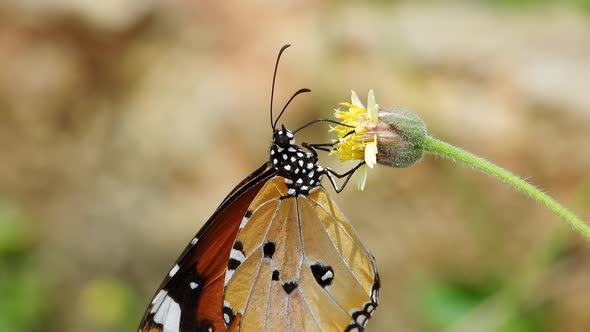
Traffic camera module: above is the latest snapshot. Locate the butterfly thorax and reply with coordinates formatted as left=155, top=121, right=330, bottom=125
left=270, top=128, right=324, bottom=196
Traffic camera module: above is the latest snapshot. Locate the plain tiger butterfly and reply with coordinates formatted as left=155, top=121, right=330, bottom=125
left=138, top=45, right=380, bottom=332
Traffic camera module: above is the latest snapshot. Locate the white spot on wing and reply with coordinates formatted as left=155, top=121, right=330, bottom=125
left=224, top=269, right=235, bottom=286
left=151, top=290, right=168, bottom=311
left=169, top=264, right=179, bottom=277
left=321, top=270, right=334, bottom=281
left=230, top=248, right=246, bottom=262
left=356, top=313, right=368, bottom=325
left=152, top=294, right=181, bottom=332
left=190, top=282, right=199, bottom=289
left=371, top=288, right=379, bottom=302
left=190, top=237, right=198, bottom=245
left=239, top=216, right=250, bottom=229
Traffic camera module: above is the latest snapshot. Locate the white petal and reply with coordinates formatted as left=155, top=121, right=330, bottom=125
left=367, top=90, right=378, bottom=124
left=356, top=164, right=368, bottom=191
left=364, top=135, right=378, bottom=168
left=351, top=90, right=364, bottom=108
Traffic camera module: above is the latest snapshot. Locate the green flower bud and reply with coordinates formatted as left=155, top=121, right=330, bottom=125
left=375, top=107, right=427, bottom=168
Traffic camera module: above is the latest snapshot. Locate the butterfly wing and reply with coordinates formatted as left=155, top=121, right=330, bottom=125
left=222, top=177, right=379, bottom=331
left=139, top=163, right=276, bottom=332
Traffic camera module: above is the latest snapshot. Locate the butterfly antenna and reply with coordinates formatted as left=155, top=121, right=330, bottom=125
left=270, top=44, right=291, bottom=130
left=273, top=88, right=311, bottom=129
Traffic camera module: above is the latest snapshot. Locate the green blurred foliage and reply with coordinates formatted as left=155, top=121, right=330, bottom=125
left=0, top=202, right=143, bottom=332
left=0, top=202, right=47, bottom=332
left=79, top=278, right=144, bottom=332
left=419, top=279, right=550, bottom=332
left=420, top=279, right=501, bottom=329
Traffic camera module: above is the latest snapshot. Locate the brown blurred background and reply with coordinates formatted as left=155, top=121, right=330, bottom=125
left=1, top=1, right=590, bottom=332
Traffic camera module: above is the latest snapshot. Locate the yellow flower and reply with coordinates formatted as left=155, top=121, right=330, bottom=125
left=331, top=90, right=380, bottom=190
left=330, top=89, right=427, bottom=190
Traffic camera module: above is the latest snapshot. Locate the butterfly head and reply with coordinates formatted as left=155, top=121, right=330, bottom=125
left=273, top=125, right=295, bottom=148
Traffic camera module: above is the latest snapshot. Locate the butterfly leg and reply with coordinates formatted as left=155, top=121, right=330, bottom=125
left=324, top=162, right=365, bottom=193
left=303, top=142, right=333, bottom=153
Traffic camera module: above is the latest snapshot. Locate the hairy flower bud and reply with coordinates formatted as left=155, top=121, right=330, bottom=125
left=375, top=107, right=426, bottom=168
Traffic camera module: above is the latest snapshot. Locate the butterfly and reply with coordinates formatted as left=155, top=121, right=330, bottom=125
left=138, top=45, right=380, bottom=332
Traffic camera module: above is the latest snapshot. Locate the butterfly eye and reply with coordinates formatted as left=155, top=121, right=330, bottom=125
left=274, top=132, right=291, bottom=147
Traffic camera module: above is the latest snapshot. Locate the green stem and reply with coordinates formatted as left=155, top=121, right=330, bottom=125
left=420, top=136, right=590, bottom=241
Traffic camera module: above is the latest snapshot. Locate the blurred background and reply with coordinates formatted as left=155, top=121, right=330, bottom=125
left=1, top=1, right=590, bottom=331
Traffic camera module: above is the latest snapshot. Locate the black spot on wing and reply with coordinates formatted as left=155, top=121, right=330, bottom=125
left=371, top=272, right=381, bottom=303
left=282, top=281, right=298, bottom=295
left=272, top=270, right=280, bottom=281
left=263, top=241, right=276, bottom=258
left=233, top=240, right=244, bottom=252
left=310, top=263, right=334, bottom=287
left=228, top=258, right=241, bottom=270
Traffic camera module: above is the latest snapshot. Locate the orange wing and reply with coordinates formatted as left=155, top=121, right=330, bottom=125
left=138, top=163, right=275, bottom=332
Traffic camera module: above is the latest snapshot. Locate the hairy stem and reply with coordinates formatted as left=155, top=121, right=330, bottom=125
left=420, top=136, right=590, bottom=241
